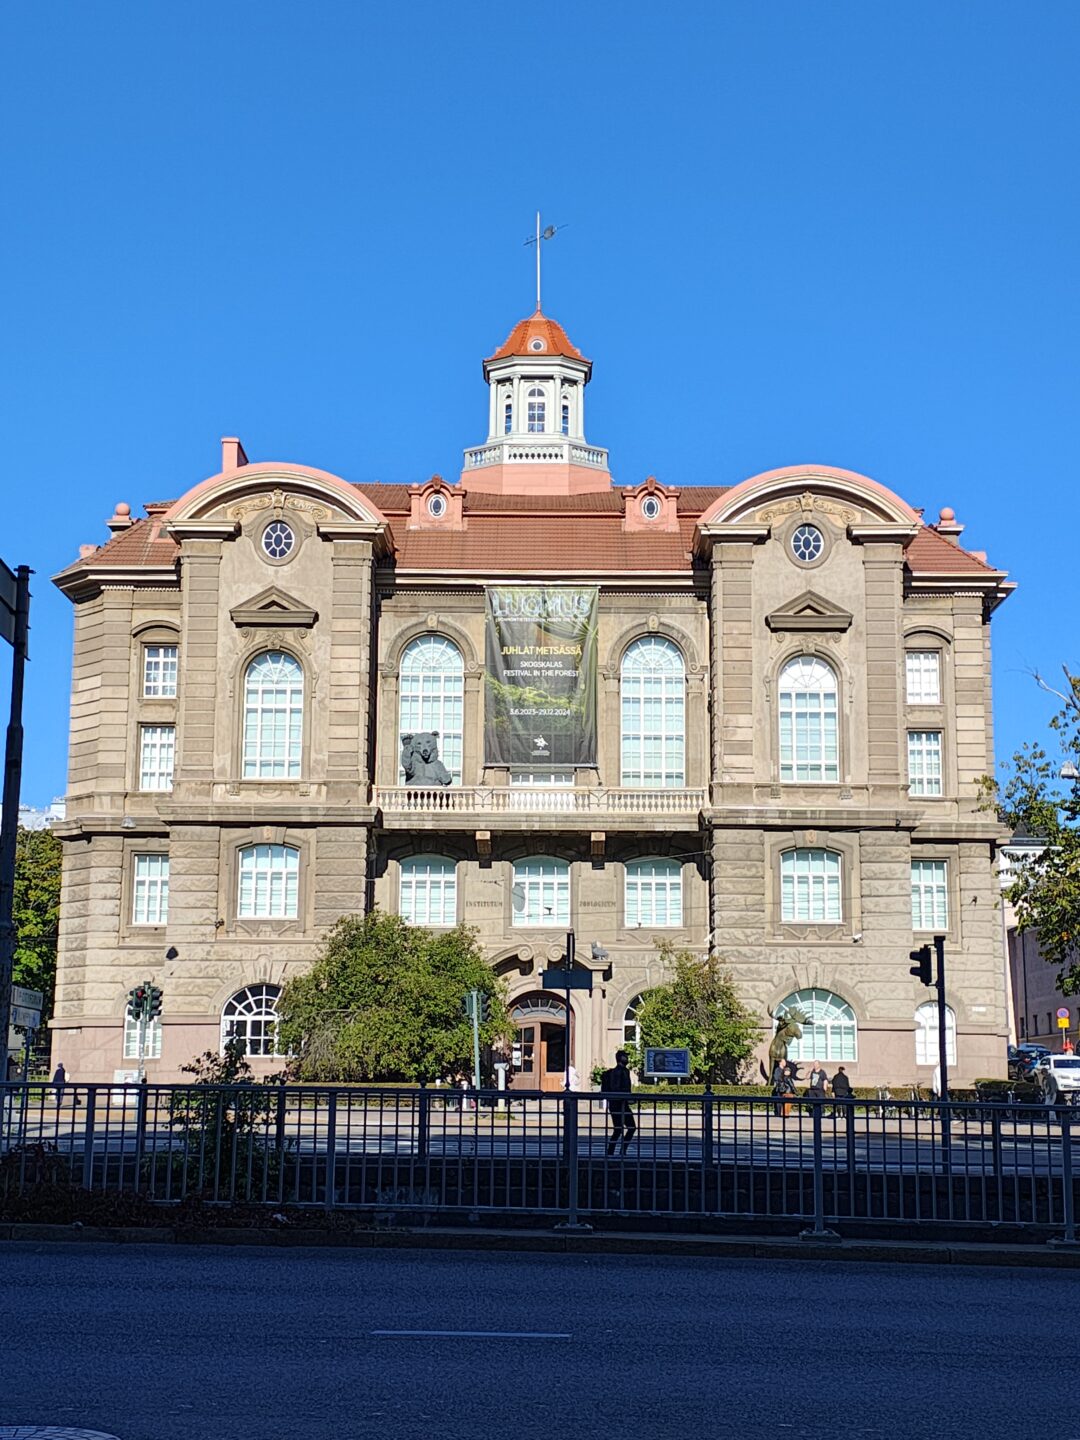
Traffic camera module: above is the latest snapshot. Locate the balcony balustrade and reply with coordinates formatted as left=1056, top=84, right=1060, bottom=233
left=376, top=784, right=706, bottom=821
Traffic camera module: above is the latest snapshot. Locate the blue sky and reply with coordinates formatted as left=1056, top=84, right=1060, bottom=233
left=1, top=1, right=1077, bottom=802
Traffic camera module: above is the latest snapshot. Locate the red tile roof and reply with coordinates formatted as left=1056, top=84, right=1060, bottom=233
left=486, top=310, right=587, bottom=364
left=906, top=524, right=998, bottom=574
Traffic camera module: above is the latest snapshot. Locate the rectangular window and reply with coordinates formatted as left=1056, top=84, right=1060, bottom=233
left=132, top=853, right=169, bottom=925
left=399, top=859, right=457, bottom=927
left=907, top=731, right=943, bottom=796
left=625, top=862, right=683, bottom=927
left=911, top=859, right=948, bottom=931
left=906, top=651, right=941, bottom=705
left=139, top=725, right=175, bottom=791
left=123, top=1015, right=162, bottom=1060
left=142, top=644, right=178, bottom=698
left=781, top=850, right=842, bottom=923
left=512, top=860, right=570, bottom=927
left=238, top=845, right=299, bottom=919
left=778, top=693, right=839, bottom=782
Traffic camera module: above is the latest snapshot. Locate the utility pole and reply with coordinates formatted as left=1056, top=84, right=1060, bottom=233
left=0, top=563, right=31, bottom=1067
left=934, top=934, right=949, bottom=1103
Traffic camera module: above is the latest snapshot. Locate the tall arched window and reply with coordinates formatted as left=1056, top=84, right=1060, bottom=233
left=778, top=656, right=839, bottom=783
left=242, top=651, right=304, bottom=779
left=527, top=386, right=546, bottom=433
left=504, top=396, right=513, bottom=434
left=237, top=844, right=299, bottom=919
left=624, top=859, right=683, bottom=927
left=620, top=637, right=686, bottom=788
left=914, top=1002, right=957, bottom=1066
left=623, top=994, right=646, bottom=1048
left=399, top=635, right=464, bottom=784
left=221, top=983, right=283, bottom=1057
left=780, top=848, right=842, bottom=923
left=400, top=855, right=458, bottom=927
left=560, top=395, right=570, bottom=436
left=512, top=856, right=570, bottom=927
left=778, top=987, right=857, bottom=1062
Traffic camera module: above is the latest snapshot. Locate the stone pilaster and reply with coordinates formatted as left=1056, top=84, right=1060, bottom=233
left=860, top=543, right=905, bottom=786
left=326, top=540, right=374, bottom=785
left=176, top=544, right=223, bottom=784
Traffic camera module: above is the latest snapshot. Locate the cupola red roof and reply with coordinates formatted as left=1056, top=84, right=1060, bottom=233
left=486, top=309, right=588, bottom=364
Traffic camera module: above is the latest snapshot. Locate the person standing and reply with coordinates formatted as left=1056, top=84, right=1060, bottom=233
left=773, top=1060, right=796, bottom=1117
left=51, top=1062, right=66, bottom=1107
left=806, top=1063, right=829, bottom=1099
left=600, top=1050, right=636, bottom=1156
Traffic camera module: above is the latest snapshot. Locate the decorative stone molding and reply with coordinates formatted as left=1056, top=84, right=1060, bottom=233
left=226, top=489, right=332, bottom=524
left=230, top=586, right=318, bottom=629
left=766, top=590, right=853, bottom=633
left=757, top=492, right=858, bottom=528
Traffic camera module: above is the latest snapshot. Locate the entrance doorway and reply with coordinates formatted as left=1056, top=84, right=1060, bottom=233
left=511, top=994, right=573, bottom=1092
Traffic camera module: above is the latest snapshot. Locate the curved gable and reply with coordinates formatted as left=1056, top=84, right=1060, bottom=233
left=163, top=462, right=390, bottom=532
left=697, top=465, right=920, bottom=531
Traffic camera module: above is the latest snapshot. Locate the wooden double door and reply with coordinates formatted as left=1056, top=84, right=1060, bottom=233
left=516, top=1021, right=568, bottom=1092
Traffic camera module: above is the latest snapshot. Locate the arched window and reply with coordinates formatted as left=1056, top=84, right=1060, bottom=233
left=560, top=395, right=570, bottom=436
left=237, top=844, right=299, bottom=919
left=242, top=651, right=303, bottom=779
left=624, top=859, right=683, bottom=927
left=914, top=1002, right=957, bottom=1066
left=623, top=994, right=646, bottom=1048
left=504, top=396, right=513, bottom=435
left=780, top=848, right=842, bottom=923
left=778, top=656, right=838, bottom=783
left=512, top=856, right=570, bottom=927
left=527, top=386, right=546, bottom=433
left=778, top=987, right=857, bottom=1062
left=221, top=983, right=283, bottom=1057
left=400, top=855, right=457, bottom=927
left=620, top=637, right=686, bottom=788
left=399, top=635, right=464, bottom=784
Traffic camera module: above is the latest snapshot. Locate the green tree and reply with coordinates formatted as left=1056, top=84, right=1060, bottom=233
left=12, top=827, right=62, bottom=1021
left=627, top=943, right=759, bottom=1084
left=984, top=665, right=1080, bottom=991
left=276, top=909, right=513, bottom=1082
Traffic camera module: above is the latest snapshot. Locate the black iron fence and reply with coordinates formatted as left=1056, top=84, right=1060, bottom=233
left=1, top=1082, right=1077, bottom=1240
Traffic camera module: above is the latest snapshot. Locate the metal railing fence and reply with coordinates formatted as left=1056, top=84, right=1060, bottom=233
left=1, top=1082, right=1076, bottom=1240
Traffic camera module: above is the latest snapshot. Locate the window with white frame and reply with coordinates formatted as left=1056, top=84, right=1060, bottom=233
left=623, top=994, right=645, bottom=1048
left=123, top=1013, right=162, bottom=1060
left=560, top=397, right=570, bottom=436
left=512, top=856, right=570, bottom=927
left=911, top=859, right=948, bottom=931
left=625, top=859, right=683, bottom=927
left=132, top=853, right=169, bottom=925
left=504, top=396, right=513, bottom=434
left=221, top=983, right=283, bottom=1057
left=527, top=386, right=546, bottom=433
left=779, top=987, right=857, bottom=1062
left=509, top=770, right=574, bottom=786
left=138, top=724, right=175, bottom=791
left=400, top=855, right=457, bottom=927
left=778, top=656, right=839, bottom=783
left=242, top=651, right=303, bottom=779
left=237, top=844, right=299, bottom=919
left=908, top=731, right=943, bottom=796
left=620, top=637, right=686, bottom=787
left=906, top=650, right=941, bottom=705
left=399, top=635, right=464, bottom=784
left=914, top=1001, right=957, bottom=1066
left=780, top=848, right=842, bottom=923
left=142, top=643, right=178, bottom=698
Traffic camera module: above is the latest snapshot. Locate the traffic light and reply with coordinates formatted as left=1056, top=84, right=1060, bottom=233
left=909, top=945, right=933, bottom=986
left=127, top=986, right=147, bottom=1021
left=478, top=992, right=491, bottom=1023
left=148, top=985, right=163, bottom=1020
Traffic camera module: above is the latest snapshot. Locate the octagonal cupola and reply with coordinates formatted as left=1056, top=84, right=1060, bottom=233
left=462, top=308, right=612, bottom=495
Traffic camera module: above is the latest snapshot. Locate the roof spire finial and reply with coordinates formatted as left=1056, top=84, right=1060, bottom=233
left=524, top=212, right=566, bottom=313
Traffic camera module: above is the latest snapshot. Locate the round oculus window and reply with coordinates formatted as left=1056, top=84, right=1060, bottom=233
left=529, top=337, right=545, bottom=351
left=427, top=494, right=447, bottom=518
left=791, top=523, right=824, bottom=563
left=641, top=496, right=662, bottom=520
left=262, top=521, right=295, bottom=560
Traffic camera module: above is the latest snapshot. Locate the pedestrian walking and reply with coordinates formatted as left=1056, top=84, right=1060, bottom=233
left=51, top=1062, right=66, bottom=1107
left=600, top=1049, right=637, bottom=1156
left=772, top=1060, right=796, bottom=1117
left=806, top=1063, right=829, bottom=1099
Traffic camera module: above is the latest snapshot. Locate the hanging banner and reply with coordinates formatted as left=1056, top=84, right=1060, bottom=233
left=484, top=586, right=598, bottom=767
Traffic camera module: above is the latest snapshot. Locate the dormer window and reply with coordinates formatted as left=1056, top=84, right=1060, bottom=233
left=504, top=397, right=513, bottom=435
left=641, top=495, right=661, bottom=521
left=527, top=386, right=546, bottom=433
left=561, top=396, right=570, bottom=436
left=427, top=493, right=447, bottom=519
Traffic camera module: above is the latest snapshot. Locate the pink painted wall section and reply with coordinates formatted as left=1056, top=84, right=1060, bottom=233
left=459, top=462, right=614, bottom=496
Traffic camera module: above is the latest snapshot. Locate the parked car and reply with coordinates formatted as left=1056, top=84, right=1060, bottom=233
left=1033, top=1053, right=1080, bottom=1105
left=1009, top=1044, right=1050, bottom=1080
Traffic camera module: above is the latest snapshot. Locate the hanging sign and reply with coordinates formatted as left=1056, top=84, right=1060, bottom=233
left=484, top=586, right=598, bottom=768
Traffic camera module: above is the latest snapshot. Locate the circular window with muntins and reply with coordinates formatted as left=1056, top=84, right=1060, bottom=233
left=529, top=337, right=545, bottom=351
left=791, top=524, right=824, bottom=563
left=262, top=521, right=295, bottom=560
left=641, top=496, right=661, bottom=521
left=427, top=494, right=447, bottom=518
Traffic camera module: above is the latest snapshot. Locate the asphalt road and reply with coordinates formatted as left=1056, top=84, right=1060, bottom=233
left=0, top=1242, right=1073, bottom=1440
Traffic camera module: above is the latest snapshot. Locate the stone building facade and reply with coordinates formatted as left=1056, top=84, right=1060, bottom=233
left=51, top=308, right=1013, bottom=1085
